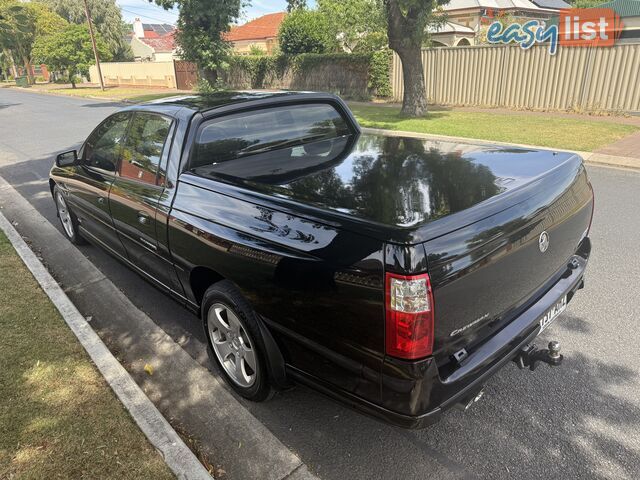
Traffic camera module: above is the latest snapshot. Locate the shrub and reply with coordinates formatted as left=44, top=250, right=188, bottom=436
left=222, top=52, right=392, bottom=99
left=248, top=44, right=266, bottom=56
left=278, top=10, right=337, bottom=54
left=196, top=78, right=223, bottom=94
left=369, top=49, right=392, bottom=97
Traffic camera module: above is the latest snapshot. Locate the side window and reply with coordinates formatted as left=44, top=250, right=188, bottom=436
left=119, top=113, right=172, bottom=185
left=84, top=113, right=131, bottom=172
left=191, top=103, right=351, bottom=169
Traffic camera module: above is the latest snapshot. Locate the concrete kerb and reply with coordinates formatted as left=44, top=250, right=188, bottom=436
left=0, top=210, right=213, bottom=480
left=9, top=85, right=178, bottom=104
left=361, top=127, right=640, bottom=171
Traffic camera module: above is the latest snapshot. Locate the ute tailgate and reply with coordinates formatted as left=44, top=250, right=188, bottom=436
left=423, top=156, right=593, bottom=367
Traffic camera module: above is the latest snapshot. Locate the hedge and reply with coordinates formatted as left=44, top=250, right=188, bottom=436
left=221, top=51, right=392, bottom=99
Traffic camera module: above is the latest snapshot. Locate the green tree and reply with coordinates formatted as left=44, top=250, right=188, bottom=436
left=278, top=9, right=337, bottom=54
left=0, top=1, right=68, bottom=83
left=153, top=0, right=243, bottom=82
left=287, top=0, right=308, bottom=11
left=0, top=1, right=36, bottom=82
left=28, top=2, right=68, bottom=38
left=36, top=0, right=132, bottom=61
left=32, top=23, right=112, bottom=87
left=317, top=0, right=387, bottom=52
left=570, top=0, right=604, bottom=7
left=383, top=0, right=448, bottom=117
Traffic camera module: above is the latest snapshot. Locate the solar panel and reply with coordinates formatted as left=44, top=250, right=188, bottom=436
left=142, top=24, right=175, bottom=35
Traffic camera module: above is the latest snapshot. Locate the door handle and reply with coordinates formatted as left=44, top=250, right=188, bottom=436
left=137, top=212, right=150, bottom=225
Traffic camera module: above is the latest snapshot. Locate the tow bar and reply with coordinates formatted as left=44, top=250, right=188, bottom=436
left=514, top=341, right=563, bottom=371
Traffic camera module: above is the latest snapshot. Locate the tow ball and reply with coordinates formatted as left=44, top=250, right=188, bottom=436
left=514, top=341, right=563, bottom=371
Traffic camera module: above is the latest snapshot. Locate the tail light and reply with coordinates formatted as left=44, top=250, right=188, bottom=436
left=385, top=272, right=434, bottom=360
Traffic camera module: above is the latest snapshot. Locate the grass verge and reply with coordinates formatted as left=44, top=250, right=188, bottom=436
left=13, top=84, right=185, bottom=103
left=349, top=104, right=639, bottom=152
left=0, top=231, right=175, bottom=480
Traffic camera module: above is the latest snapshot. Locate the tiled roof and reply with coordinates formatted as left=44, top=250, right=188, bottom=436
left=225, top=12, right=286, bottom=42
left=139, top=32, right=176, bottom=53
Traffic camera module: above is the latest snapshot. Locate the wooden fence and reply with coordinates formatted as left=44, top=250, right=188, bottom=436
left=390, top=43, right=640, bottom=113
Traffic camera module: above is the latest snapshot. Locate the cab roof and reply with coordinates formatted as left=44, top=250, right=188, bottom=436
left=138, top=90, right=333, bottom=114
left=120, top=90, right=359, bottom=135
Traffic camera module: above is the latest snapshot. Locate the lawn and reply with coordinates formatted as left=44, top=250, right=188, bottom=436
left=349, top=104, right=639, bottom=152
left=18, top=83, right=186, bottom=103
left=0, top=231, right=175, bottom=479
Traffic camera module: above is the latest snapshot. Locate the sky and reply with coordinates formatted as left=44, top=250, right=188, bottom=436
left=116, top=1, right=316, bottom=26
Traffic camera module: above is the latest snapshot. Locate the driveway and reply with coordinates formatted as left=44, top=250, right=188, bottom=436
left=1, top=88, right=639, bottom=479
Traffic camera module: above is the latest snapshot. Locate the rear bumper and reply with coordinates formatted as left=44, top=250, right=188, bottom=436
left=383, top=238, right=590, bottom=428
left=290, top=238, right=591, bottom=429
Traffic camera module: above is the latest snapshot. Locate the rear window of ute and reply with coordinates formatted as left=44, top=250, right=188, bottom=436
left=190, top=103, right=351, bottom=170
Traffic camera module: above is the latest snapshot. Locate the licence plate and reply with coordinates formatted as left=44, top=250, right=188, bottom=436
left=538, top=295, right=567, bottom=333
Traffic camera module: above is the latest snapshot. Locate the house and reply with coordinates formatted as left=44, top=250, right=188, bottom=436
left=225, top=12, right=286, bottom=55
left=429, top=0, right=571, bottom=46
left=597, top=0, right=640, bottom=42
left=130, top=33, right=178, bottom=62
left=129, top=18, right=179, bottom=62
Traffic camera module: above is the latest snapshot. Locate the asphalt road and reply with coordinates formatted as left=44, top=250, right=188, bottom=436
left=2, top=88, right=639, bottom=480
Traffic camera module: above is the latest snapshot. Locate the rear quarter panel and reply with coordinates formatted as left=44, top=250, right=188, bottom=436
left=168, top=177, right=386, bottom=400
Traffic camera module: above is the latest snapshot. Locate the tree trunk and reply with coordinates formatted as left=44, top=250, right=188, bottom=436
left=385, top=0, right=430, bottom=117
left=22, top=56, right=34, bottom=85
left=200, top=68, right=218, bottom=88
left=397, top=46, right=427, bottom=117
left=4, top=50, right=18, bottom=78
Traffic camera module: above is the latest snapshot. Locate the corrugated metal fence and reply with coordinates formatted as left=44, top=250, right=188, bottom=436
left=391, top=43, right=640, bottom=112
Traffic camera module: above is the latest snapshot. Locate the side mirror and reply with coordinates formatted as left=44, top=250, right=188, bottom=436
left=56, top=150, right=78, bottom=167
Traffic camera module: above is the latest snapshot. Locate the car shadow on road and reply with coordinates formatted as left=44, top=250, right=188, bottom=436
left=555, top=313, right=593, bottom=335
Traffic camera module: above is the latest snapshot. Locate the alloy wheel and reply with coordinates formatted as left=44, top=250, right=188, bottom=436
left=207, top=302, right=257, bottom=388
left=55, top=191, right=74, bottom=238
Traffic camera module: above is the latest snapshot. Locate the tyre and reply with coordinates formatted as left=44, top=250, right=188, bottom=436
left=202, top=280, right=273, bottom=401
left=53, top=185, right=86, bottom=245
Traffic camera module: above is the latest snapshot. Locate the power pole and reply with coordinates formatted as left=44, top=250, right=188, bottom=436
left=83, top=0, right=105, bottom=91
